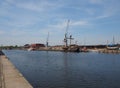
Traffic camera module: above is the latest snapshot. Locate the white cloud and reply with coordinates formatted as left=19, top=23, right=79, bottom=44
left=71, top=20, right=89, bottom=26
left=17, top=1, right=54, bottom=12
left=96, top=14, right=111, bottom=19
left=41, top=20, right=89, bottom=34
left=39, top=21, right=67, bottom=35
left=88, top=0, right=120, bottom=19
left=5, top=0, right=62, bottom=12
left=96, top=7, right=119, bottom=19
left=48, top=21, right=66, bottom=30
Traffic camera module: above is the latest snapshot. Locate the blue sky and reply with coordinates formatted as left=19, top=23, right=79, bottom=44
left=0, top=0, right=120, bottom=46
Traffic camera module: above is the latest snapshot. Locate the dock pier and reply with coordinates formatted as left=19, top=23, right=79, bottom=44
left=0, top=50, right=33, bottom=88
left=98, top=49, right=120, bottom=54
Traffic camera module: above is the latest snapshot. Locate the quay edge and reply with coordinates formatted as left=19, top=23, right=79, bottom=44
left=98, top=49, right=120, bottom=54
left=0, top=50, right=33, bottom=88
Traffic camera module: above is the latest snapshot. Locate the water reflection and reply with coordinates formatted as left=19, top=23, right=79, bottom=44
left=63, top=53, right=69, bottom=88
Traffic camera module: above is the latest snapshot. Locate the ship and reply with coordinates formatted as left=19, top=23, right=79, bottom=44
left=62, top=20, right=80, bottom=52
left=107, top=44, right=119, bottom=50
left=63, top=44, right=80, bottom=52
left=106, top=36, right=119, bottom=50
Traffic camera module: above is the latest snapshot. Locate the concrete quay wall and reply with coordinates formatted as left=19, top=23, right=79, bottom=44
left=0, top=51, right=33, bottom=88
left=98, top=49, right=120, bottom=54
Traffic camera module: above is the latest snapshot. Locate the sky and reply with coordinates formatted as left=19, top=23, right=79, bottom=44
left=0, top=0, right=120, bottom=46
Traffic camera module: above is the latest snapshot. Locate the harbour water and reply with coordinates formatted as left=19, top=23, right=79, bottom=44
left=3, top=50, right=120, bottom=88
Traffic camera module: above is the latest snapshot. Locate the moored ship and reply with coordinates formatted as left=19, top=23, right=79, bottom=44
left=62, top=20, right=80, bottom=52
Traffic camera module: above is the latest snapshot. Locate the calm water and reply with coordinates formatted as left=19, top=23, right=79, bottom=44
left=3, top=50, right=120, bottom=88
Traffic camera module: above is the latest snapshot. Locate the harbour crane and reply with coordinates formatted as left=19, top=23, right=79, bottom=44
left=64, top=20, right=74, bottom=47
left=46, top=32, right=49, bottom=47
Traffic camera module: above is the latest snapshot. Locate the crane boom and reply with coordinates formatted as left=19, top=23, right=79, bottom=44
left=64, top=20, right=70, bottom=47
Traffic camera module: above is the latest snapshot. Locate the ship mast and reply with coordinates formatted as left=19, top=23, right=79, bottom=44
left=113, top=36, right=115, bottom=44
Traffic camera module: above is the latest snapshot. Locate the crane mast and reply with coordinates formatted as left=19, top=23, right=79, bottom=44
left=46, top=32, right=49, bottom=47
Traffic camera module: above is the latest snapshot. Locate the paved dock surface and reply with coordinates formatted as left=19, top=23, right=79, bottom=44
left=0, top=51, right=33, bottom=88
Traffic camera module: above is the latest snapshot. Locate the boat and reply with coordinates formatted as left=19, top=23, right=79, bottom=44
left=62, top=20, right=80, bottom=52
left=80, top=47, right=89, bottom=52
left=27, top=47, right=36, bottom=51
left=107, top=44, right=119, bottom=50
left=63, top=44, right=80, bottom=52
left=106, top=37, right=119, bottom=50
